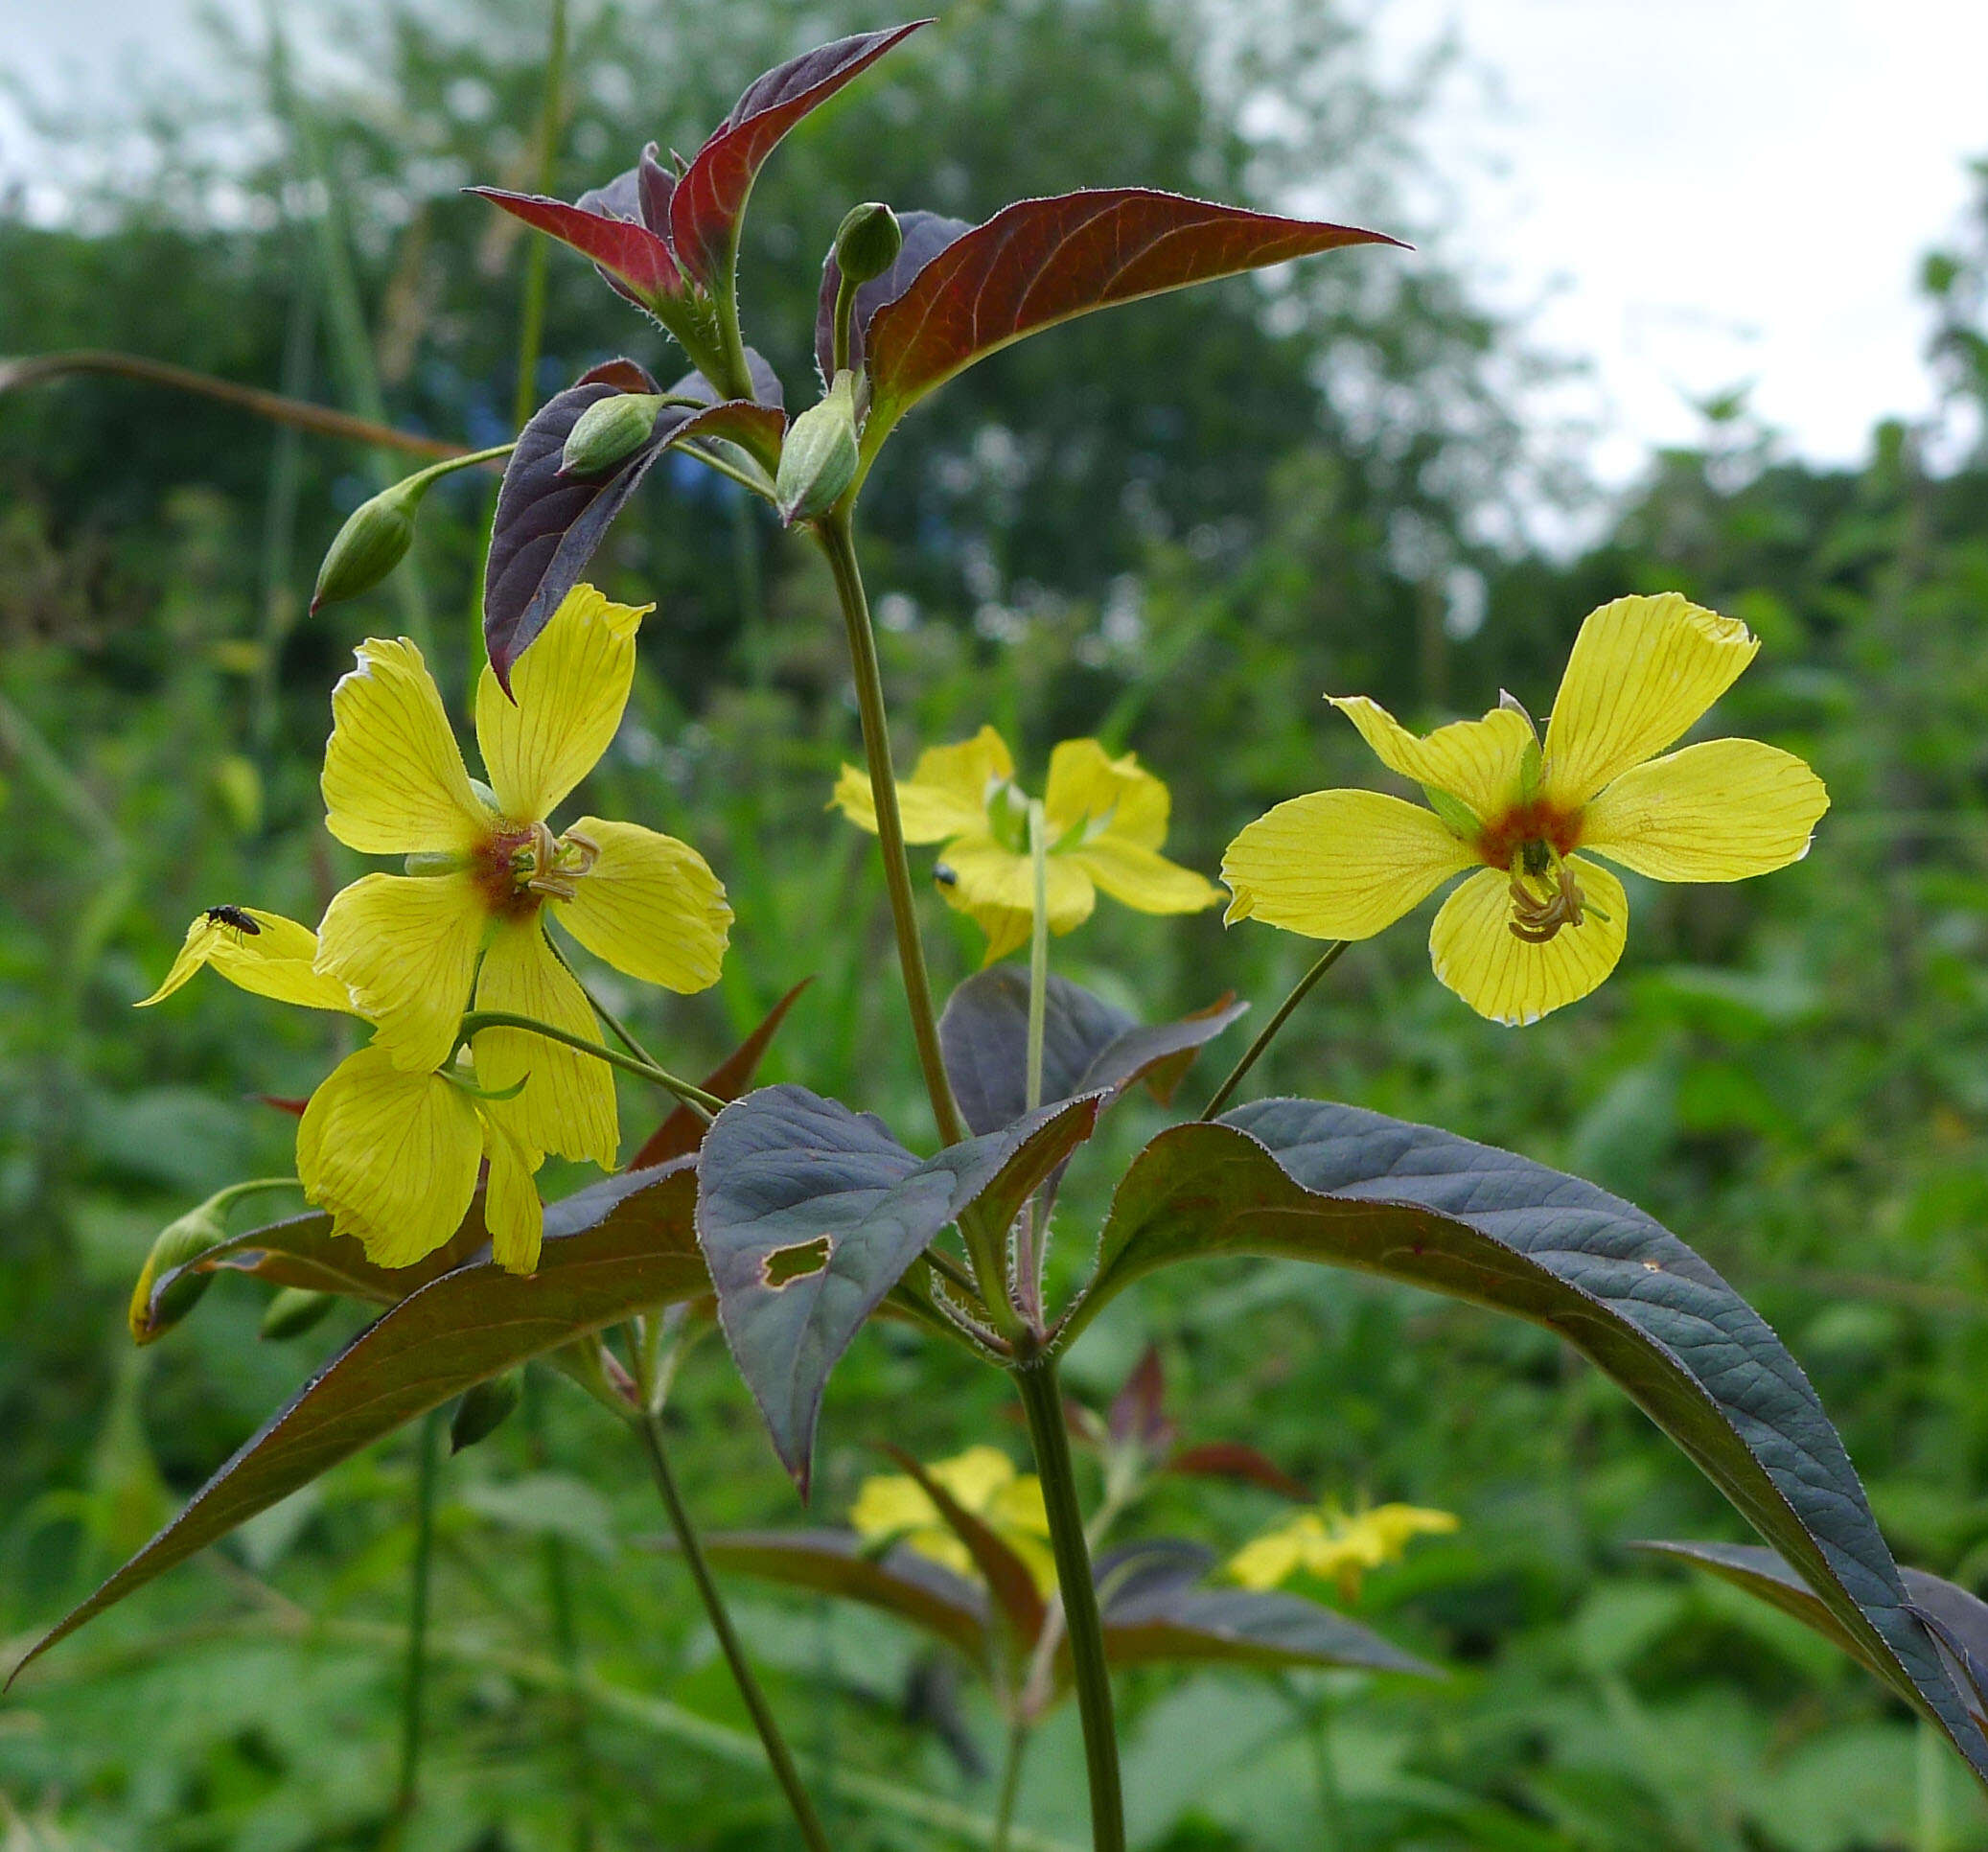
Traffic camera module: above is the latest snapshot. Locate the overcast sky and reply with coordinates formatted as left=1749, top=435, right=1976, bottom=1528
left=6, top=0, right=1986, bottom=492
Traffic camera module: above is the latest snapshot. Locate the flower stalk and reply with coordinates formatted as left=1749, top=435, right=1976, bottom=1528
left=1200, top=938, right=1351, bottom=1119
left=456, top=1009, right=722, bottom=1119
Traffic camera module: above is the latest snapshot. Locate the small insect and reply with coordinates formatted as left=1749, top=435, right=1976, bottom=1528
left=933, top=863, right=959, bottom=889
left=204, top=905, right=261, bottom=936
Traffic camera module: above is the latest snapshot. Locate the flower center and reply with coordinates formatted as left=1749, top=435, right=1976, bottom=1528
left=1506, top=845, right=1586, bottom=943
left=475, top=821, right=600, bottom=916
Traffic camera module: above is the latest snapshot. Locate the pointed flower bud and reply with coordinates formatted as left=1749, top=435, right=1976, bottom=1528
left=833, top=201, right=902, bottom=285
left=451, top=1370, right=523, bottom=1453
left=775, top=369, right=861, bottom=525
left=311, top=476, right=424, bottom=613
left=560, top=393, right=666, bottom=476
left=129, top=1197, right=230, bottom=1344
left=260, top=1285, right=335, bottom=1342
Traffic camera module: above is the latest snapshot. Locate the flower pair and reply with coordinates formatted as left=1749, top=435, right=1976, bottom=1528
left=142, top=586, right=730, bottom=1271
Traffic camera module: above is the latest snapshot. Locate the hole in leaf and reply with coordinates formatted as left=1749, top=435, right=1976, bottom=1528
left=763, top=1237, right=832, bottom=1288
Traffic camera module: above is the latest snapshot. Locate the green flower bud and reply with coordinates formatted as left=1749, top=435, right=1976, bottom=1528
left=450, top=1370, right=524, bottom=1453
left=311, top=475, right=424, bottom=613
left=833, top=201, right=902, bottom=285
left=129, top=1198, right=229, bottom=1344
left=775, top=370, right=861, bottom=526
left=560, top=393, right=666, bottom=476
left=260, top=1285, right=335, bottom=1342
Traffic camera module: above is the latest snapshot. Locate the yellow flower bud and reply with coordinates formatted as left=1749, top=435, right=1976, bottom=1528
left=775, top=370, right=861, bottom=525
left=128, top=1197, right=228, bottom=1344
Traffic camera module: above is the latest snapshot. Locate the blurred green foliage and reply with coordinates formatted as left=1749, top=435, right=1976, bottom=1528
left=5, top=1, right=1988, bottom=1846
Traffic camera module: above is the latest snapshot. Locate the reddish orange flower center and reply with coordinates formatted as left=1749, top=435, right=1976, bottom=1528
left=1474, top=797, right=1582, bottom=871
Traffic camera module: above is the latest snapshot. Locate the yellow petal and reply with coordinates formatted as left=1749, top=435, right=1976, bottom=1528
left=1220, top=790, right=1474, bottom=938
left=1543, top=594, right=1760, bottom=806
left=1066, top=838, right=1221, bottom=916
left=555, top=818, right=731, bottom=993
left=479, top=1107, right=545, bottom=1274
left=939, top=833, right=1094, bottom=961
left=475, top=584, right=649, bottom=823
left=296, top=1047, right=483, bottom=1269
left=472, top=919, right=618, bottom=1169
left=137, top=908, right=354, bottom=1013
left=1579, top=738, right=1829, bottom=882
left=832, top=725, right=1013, bottom=842
left=1228, top=1515, right=1320, bottom=1591
left=1428, top=858, right=1629, bottom=1025
left=1360, top=1504, right=1460, bottom=1554
left=986, top=1473, right=1052, bottom=1539
left=1329, top=697, right=1536, bottom=820
left=929, top=1445, right=1018, bottom=1516
left=316, top=872, right=486, bottom=1073
left=849, top=1473, right=937, bottom=1541
left=322, top=637, right=486, bottom=854
left=1044, top=739, right=1168, bottom=849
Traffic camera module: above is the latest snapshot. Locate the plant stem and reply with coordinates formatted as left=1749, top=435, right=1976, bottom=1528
left=992, top=1717, right=1031, bottom=1852
left=635, top=1410, right=832, bottom=1852
left=1027, top=801, right=1050, bottom=1114
left=812, top=512, right=967, bottom=1149
left=1012, top=1357, right=1123, bottom=1852
left=458, top=1010, right=722, bottom=1117
left=0, top=350, right=470, bottom=461
left=395, top=1408, right=444, bottom=1820
left=1199, top=939, right=1351, bottom=1119
left=526, top=1374, right=594, bottom=1852
left=1305, top=1684, right=1348, bottom=1848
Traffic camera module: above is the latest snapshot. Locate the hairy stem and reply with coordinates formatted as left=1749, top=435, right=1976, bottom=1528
left=1200, top=938, right=1351, bottom=1119
left=812, top=514, right=967, bottom=1149
left=636, top=1411, right=832, bottom=1852
left=1013, top=1357, right=1123, bottom=1852
left=458, top=1010, right=722, bottom=1118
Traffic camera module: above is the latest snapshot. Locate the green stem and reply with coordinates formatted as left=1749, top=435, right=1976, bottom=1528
left=992, top=1717, right=1031, bottom=1852
left=458, top=1010, right=722, bottom=1118
left=1012, top=1357, right=1123, bottom=1852
left=527, top=1375, right=594, bottom=1852
left=395, top=1408, right=444, bottom=1819
left=1304, top=1684, right=1347, bottom=1848
left=211, top=1177, right=306, bottom=1215
left=551, top=937, right=668, bottom=1076
left=635, top=1411, right=832, bottom=1852
left=812, top=513, right=966, bottom=1150
left=832, top=272, right=859, bottom=377
left=1199, top=939, right=1351, bottom=1120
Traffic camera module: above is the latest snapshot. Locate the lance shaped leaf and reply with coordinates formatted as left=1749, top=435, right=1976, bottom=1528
left=1637, top=1539, right=1988, bottom=1724
left=1056, top=1098, right=1988, bottom=1787
left=669, top=21, right=932, bottom=290
left=697, top=1083, right=1102, bottom=1491
left=815, top=208, right=973, bottom=382
left=880, top=1444, right=1050, bottom=1650
left=483, top=358, right=785, bottom=685
left=940, top=967, right=1246, bottom=1137
left=690, top=1529, right=988, bottom=1659
left=632, top=979, right=813, bottom=1170
left=471, top=175, right=687, bottom=313
left=1168, top=1442, right=1313, bottom=1503
left=11, top=1163, right=705, bottom=1684
left=863, top=190, right=1401, bottom=434
left=1095, top=1540, right=1438, bottom=1678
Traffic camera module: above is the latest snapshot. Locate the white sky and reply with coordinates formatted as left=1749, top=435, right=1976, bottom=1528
left=5, top=0, right=1987, bottom=492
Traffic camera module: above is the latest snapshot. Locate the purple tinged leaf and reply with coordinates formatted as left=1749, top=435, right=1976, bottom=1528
left=863, top=189, right=1403, bottom=429
left=470, top=187, right=688, bottom=312
left=631, top=979, right=812, bottom=1171
left=695, top=1083, right=1102, bottom=1492
left=815, top=208, right=973, bottom=382
left=9, top=1163, right=707, bottom=1685
left=881, top=1445, right=1048, bottom=1649
left=669, top=21, right=933, bottom=290
left=1107, top=1343, right=1172, bottom=1450
left=1168, top=1442, right=1313, bottom=1504
left=482, top=358, right=786, bottom=686
left=1099, top=1575, right=1440, bottom=1678
left=1060, top=1099, right=1988, bottom=1788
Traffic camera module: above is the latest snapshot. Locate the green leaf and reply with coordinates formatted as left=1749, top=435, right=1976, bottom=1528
left=10, top=1162, right=705, bottom=1684
left=1637, top=1539, right=1988, bottom=1724
left=694, top=1529, right=988, bottom=1660
left=696, top=1084, right=1101, bottom=1491
left=1058, top=1099, right=1988, bottom=1785
left=939, top=968, right=1247, bottom=1136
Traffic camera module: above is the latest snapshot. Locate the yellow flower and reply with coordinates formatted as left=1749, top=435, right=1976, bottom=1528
left=313, top=585, right=731, bottom=1170
left=138, top=908, right=544, bottom=1272
left=849, top=1445, right=1057, bottom=1594
left=833, top=726, right=1220, bottom=961
left=1222, top=593, right=1830, bottom=1024
left=1228, top=1501, right=1458, bottom=1603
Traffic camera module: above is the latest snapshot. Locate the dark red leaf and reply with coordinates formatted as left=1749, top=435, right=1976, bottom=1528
left=1169, top=1442, right=1312, bottom=1504
left=864, top=189, right=1401, bottom=428
left=483, top=359, right=786, bottom=686
left=670, top=22, right=932, bottom=290
left=814, top=208, right=972, bottom=382
left=631, top=979, right=813, bottom=1169
left=881, top=1444, right=1047, bottom=1649
left=1107, top=1343, right=1172, bottom=1450
left=470, top=188, right=687, bottom=312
